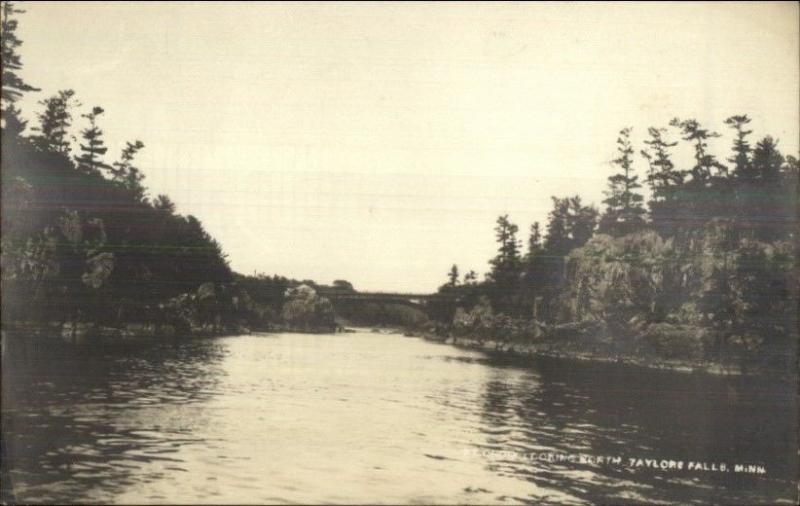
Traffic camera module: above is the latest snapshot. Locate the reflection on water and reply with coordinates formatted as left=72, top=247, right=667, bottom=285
left=2, top=332, right=796, bottom=504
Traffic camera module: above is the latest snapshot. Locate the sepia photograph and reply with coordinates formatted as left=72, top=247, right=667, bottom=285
left=1, top=1, right=798, bottom=504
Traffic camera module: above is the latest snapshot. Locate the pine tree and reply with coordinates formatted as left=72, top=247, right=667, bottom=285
left=725, top=115, right=754, bottom=180
left=75, top=106, right=111, bottom=175
left=521, top=221, right=544, bottom=305
left=1, top=1, right=39, bottom=133
left=670, top=118, right=727, bottom=182
left=545, top=197, right=570, bottom=254
left=111, top=140, right=147, bottom=200
left=751, top=136, right=783, bottom=183
left=599, top=127, right=646, bottom=236
left=544, top=196, right=597, bottom=254
left=525, top=222, right=542, bottom=264
left=747, top=136, right=788, bottom=241
left=463, top=270, right=477, bottom=285
left=447, top=264, right=459, bottom=287
left=486, top=214, right=523, bottom=314
left=568, top=196, right=598, bottom=247
left=640, top=126, right=682, bottom=233
left=641, top=127, right=681, bottom=203
left=487, top=214, right=522, bottom=293
left=489, top=215, right=521, bottom=279
left=153, top=194, right=176, bottom=214
left=33, top=89, right=80, bottom=153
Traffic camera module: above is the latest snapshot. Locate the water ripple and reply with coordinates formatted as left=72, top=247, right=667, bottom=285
left=2, top=332, right=796, bottom=504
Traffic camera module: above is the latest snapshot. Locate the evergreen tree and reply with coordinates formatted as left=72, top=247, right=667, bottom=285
left=525, top=222, right=542, bottom=263
left=463, top=270, right=477, bottom=285
left=544, top=197, right=570, bottom=254
left=751, top=136, right=783, bottom=183
left=486, top=214, right=522, bottom=312
left=111, top=140, right=147, bottom=201
left=670, top=118, right=727, bottom=181
left=725, top=115, right=754, bottom=180
left=570, top=197, right=598, bottom=247
left=544, top=196, right=597, bottom=254
left=520, top=221, right=544, bottom=310
left=747, top=136, right=789, bottom=241
left=1, top=1, right=39, bottom=134
left=670, top=117, right=732, bottom=226
left=153, top=194, right=177, bottom=214
left=538, top=196, right=597, bottom=320
left=488, top=214, right=521, bottom=283
left=447, top=264, right=459, bottom=287
left=75, top=106, right=111, bottom=175
left=33, top=89, right=80, bottom=154
left=641, top=127, right=681, bottom=203
left=599, top=128, right=646, bottom=236
left=640, top=126, right=681, bottom=234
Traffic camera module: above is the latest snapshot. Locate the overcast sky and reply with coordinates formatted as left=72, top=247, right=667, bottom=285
left=14, top=1, right=800, bottom=292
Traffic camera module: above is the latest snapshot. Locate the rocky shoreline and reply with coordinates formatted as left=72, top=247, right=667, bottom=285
left=1, top=320, right=346, bottom=348
left=395, top=328, right=787, bottom=378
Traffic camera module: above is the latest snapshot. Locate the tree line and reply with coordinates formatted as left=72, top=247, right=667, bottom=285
left=436, top=116, right=797, bottom=371
left=1, top=3, right=341, bottom=335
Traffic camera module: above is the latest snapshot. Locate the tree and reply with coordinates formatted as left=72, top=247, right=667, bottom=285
left=568, top=196, right=599, bottom=247
left=1, top=1, right=39, bottom=134
left=670, top=118, right=726, bottom=181
left=111, top=140, right=147, bottom=200
left=598, top=127, right=647, bottom=236
left=33, top=89, right=80, bottom=154
left=488, top=215, right=521, bottom=284
left=153, top=194, right=176, bottom=214
left=332, top=279, right=355, bottom=292
left=747, top=136, right=789, bottom=240
left=640, top=126, right=682, bottom=234
left=545, top=197, right=570, bottom=254
left=281, top=284, right=336, bottom=332
left=725, top=115, right=754, bottom=180
left=751, top=136, right=783, bottom=183
left=447, top=264, right=459, bottom=287
left=463, top=270, right=477, bottom=285
left=485, top=215, right=523, bottom=313
left=545, top=196, right=598, bottom=254
left=640, top=127, right=686, bottom=234
left=641, top=127, right=682, bottom=203
left=75, top=106, right=111, bottom=175
left=538, top=196, right=598, bottom=320
left=525, top=222, right=542, bottom=264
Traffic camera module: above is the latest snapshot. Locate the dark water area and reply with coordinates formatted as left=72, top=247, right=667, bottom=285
left=2, top=331, right=797, bottom=504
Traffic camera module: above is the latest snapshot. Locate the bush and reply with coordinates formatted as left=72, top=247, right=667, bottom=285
left=280, top=284, right=336, bottom=332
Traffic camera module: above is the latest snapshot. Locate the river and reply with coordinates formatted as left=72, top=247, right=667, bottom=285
left=1, top=330, right=796, bottom=504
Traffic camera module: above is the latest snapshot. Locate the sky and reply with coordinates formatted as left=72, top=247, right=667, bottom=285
left=13, top=1, right=800, bottom=292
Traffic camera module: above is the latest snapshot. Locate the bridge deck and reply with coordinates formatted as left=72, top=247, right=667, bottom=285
left=316, top=290, right=451, bottom=302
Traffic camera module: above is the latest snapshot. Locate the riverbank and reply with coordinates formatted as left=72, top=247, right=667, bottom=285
left=400, top=327, right=789, bottom=378
left=1, top=321, right=244, bottom=349
left=1, top=319, right=347, bottom=348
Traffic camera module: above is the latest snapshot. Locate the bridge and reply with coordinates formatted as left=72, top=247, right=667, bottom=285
left=315, top=289, right=453, bottom=307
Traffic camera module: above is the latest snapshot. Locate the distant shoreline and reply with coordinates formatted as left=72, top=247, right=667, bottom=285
left=1, top=321, right=789, bottom=380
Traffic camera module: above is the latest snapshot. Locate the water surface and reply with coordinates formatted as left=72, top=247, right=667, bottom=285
left=2, top=331, right=796, bottom=504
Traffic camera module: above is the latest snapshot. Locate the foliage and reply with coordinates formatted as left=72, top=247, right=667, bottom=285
left=1, top=6, right=234, bottom=332
left=440, top=115, right=797, bottom=370
left=599, top=127, right=647, bottom=236
left=447, top=264, right=459, bottom=287
left=280, top=284, right=336, bottom=332
left=0, top=1, right=38, bottom=135
left=32, top=89, right=80, bottom=154
left=74, top=106, right=111, bottom=175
